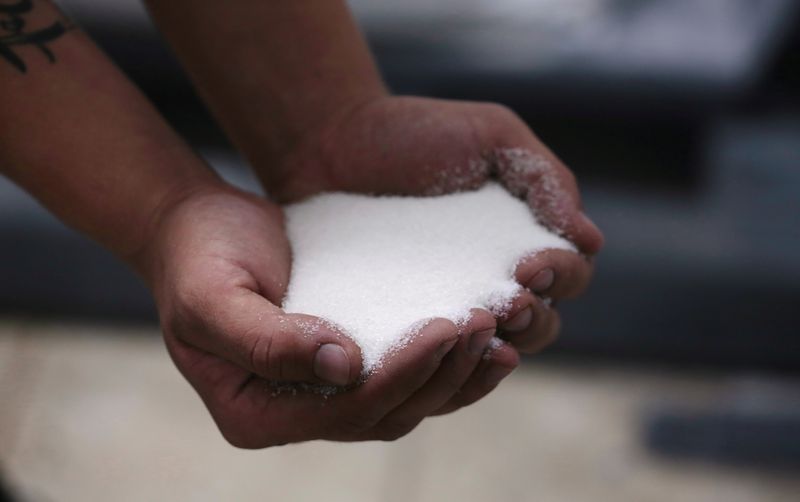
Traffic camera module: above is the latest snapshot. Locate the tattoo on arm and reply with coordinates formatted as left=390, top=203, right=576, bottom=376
left=0, top=0, right=75, bottom=73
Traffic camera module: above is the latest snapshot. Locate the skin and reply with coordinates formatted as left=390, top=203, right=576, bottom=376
left=268, top=96, right=602, bottom=413
left=144, top=186, right=521, bottom=445
left=147, top=0, right=603, bottom=429
left=0, top=1, right=214, bottom=259
left=1, top=0, right=602, bottom=447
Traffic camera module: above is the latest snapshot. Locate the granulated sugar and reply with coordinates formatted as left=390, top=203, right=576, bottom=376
left=282, top=182, right=575, bottom=373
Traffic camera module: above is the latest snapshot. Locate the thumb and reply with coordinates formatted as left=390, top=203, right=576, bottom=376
left=180, top=289, right=363, bottom=386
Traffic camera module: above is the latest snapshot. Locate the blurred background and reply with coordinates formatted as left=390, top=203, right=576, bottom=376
left=1, top=0, right=799, bottom=500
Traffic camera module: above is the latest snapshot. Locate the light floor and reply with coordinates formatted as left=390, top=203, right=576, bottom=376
left=1, top=320, right=797, bottom=502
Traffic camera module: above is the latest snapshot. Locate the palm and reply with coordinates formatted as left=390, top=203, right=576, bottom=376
left=152, top=189, right=358, bottom=443
left=148, top=187, right=516, bottom=446
left=149, top=189, right=296, bottom=433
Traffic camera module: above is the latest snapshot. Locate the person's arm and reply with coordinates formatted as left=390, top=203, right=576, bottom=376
left=1, top=1, right=502, bottom=448
left=144, top=0, right=386, bottom=192
left=0, top=0, right=217, bottom=262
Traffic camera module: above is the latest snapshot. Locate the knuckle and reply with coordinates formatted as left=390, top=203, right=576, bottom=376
left=443, top=372, right=465, bottom=395
left=161, top=310, right=185, bottom=338
left=247, top=327, right=277, bottom=378
left=337, top=410, right=383, bottom=436
left=466, top=308, right=496, bottom=333
left=219, top=427, right=281, bottom=449
left=559, top=264, right=590, bottom=299
left=214, top=412, right=268, bottom=449
left=170, top=283, right=216, bottom=326
left=445, top=391, right=473, bottom=411
left=173, top=276, right=205, bottom=310
left=481, top=102, right=516, bottom=120
left=212, top=401, right=292, bottom=449
left=472, top=103, right=525, bottom=145
left=485, top=103, right=527, bottom=132
left=218, top=426, right=258, bottom=449
left=559, top=165, right=576, bottom=183
left=561, top=168, right=579, bottom=191
left=376, top=420, right=419, bottom=442
left=162, top=280, right=208, bottom=337
left=516, top=315, right=561, bottom=354
left=433, top=402, right=459, bottom=416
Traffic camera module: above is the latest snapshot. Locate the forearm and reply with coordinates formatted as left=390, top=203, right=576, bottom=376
left=145, top=0, right=387, bottom=190
left=0, top=1, right=219, bottom=264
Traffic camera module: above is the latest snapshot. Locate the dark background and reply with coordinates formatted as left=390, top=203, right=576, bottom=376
left=1, top=0, right=799, bottom=472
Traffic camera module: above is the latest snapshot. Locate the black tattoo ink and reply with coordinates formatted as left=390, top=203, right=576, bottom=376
left=0, top=0, right=72, bottom=73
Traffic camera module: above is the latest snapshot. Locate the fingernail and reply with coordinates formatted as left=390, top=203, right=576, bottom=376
left=468, top=328, right=496, bottom=356
left=313, top=344, right=351, bottom=386
left=503, top=307, right=532, bottom=332
left=485, top=365, right=513, bottom=387
left=437, top=337, right=459, bottom=358
left=527, top=268, right=554, bottom=293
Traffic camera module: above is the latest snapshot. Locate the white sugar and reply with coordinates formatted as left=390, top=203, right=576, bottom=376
left=282, top=182, right=575, bottom=373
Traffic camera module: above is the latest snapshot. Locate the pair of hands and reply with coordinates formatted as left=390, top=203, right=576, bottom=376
left=137, top=96, right=602, bottom=447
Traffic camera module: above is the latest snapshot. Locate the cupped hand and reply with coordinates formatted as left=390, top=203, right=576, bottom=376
left=266, top=96, right=603, bottom=407
left=135, top=183, right=517, bottom=447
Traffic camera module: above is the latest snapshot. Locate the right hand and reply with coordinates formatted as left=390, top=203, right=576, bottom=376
left=270, top=96, right=601, bottom=358
left=136, top=182, right=519, bottom=447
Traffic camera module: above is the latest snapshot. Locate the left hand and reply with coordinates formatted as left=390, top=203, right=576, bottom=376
left=137, top=183, right=518, bottom=444
left=264, top=96, right=604, bottom=414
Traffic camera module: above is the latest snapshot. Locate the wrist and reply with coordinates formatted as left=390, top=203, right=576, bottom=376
left=259, top=90, right=390, bottom=200
left=147, top=0, right=389, bottom=197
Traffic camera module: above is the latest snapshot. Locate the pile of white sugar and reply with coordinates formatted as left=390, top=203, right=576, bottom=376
left=282, top=182, right=575, bottom=373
